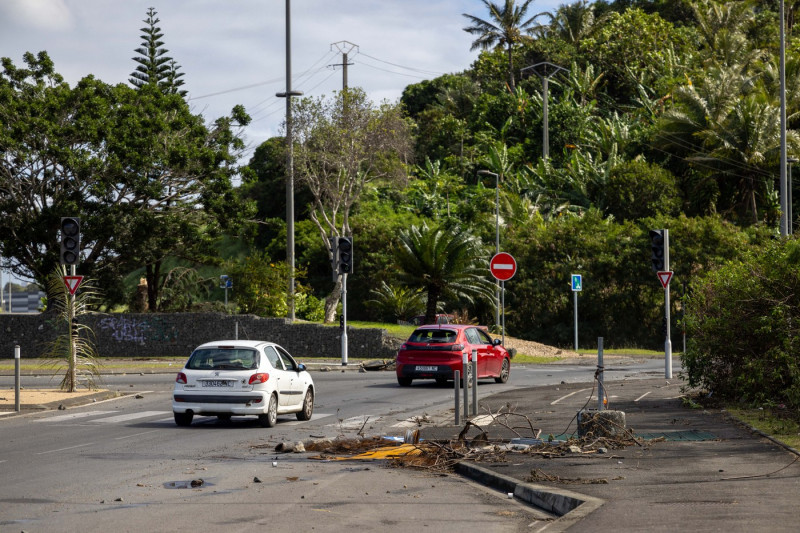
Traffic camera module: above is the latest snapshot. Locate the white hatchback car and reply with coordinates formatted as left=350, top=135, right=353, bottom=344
left=172, top=340, right=314, bottom=427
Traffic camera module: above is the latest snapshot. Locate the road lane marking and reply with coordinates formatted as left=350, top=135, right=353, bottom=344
left=33, top=411, right=116, bottom=422
left=551, top=388, right=591, bottom=405
left=90, top=411, right=169, bottom=424
left=36, top=442, right=95, bottom=455
left=280, top=412, right=334, bottom=426
left=114, top=430, right=161, bottom=440
left=634, top=392, right=652, bottom=402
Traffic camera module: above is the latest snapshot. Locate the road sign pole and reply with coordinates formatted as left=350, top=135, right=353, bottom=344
left=571, top=274, right=581, bottom=351
left=501, top=281, right=506, bottom=346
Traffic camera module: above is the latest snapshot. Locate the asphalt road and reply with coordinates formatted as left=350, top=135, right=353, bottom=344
left=0, top=358, right=669, bottom=532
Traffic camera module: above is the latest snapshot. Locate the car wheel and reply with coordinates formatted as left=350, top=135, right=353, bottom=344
left=296, top=388, right=314, bottom=421
left=174, top=411, right=193, bottom=427
left=259, top=394, right=278, bottom=427
left=397, top=377, right=413, bottom=386
left=495, top=358, right=510, bottom=384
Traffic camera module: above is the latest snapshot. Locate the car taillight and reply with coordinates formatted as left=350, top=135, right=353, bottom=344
left=450, top=344, right=464, bottom=351
left=249, top=373, right=269, bottom=384
left=176, top=372, right=187, bottom=384
left=398, top=344, right=408, bottom=352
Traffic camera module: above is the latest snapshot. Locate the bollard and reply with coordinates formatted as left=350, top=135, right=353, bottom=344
left=597, top=337, right=605, bottom=411
left=471, top=359, right=478, bottom=416
left=454, top=370, right=461, bottom=426
left=15, top=345, right=21, bottom=412
left=462, top=352, right=469, bottom=418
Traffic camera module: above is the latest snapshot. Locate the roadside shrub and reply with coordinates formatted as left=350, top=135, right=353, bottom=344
left=683, top=239, right=800, bottom=409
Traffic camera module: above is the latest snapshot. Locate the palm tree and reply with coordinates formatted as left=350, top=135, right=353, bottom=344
left=395, top=223, right=495, bottom=325
left=536, top=0, right=597, bottom=44
left=463, top=0, right=542, bottom=92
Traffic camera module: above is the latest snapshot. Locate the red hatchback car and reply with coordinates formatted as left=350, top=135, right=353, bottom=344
left=395, top=324, right=511, bottom=386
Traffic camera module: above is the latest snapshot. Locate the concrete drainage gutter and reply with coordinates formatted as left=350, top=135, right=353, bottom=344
left=456, top=462, right=604, bottom=532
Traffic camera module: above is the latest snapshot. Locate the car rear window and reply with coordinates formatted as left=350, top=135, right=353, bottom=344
left=186, top=348, right=259, bottom=370
left=408, top=329, right=458, bottom=343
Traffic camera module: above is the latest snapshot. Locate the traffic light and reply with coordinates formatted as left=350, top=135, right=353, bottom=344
left=60, top=217, right=81, bottom=266
left=649, top=229, right=665, bottom=272
left=337, top=236, right=353, bottom=275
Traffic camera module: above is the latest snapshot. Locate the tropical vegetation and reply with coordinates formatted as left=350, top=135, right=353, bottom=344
left=2, top=2, right=800, bottom=407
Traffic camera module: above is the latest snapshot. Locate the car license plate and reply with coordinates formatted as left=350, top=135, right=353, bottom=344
left=202, top=380, right=233, bottom=387
left=416, top=366, right=437, bottom=372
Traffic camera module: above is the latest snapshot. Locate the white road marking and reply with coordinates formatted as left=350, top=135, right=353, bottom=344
left=634, top=392, right=652, bottom=402
left=551, top=388, right=591, bottom=405
left=33, top=411, right=116, bottom=422
left=114, top=430, right=161, bottom=440
left=90, top=411, right=169, bottom=424
left=36, top=442, right=95, bottom=455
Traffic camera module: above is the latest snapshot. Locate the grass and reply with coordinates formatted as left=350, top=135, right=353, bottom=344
left=726, top=406, right=800, bottom=450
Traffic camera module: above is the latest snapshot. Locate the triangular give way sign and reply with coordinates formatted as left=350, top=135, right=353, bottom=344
left=657, top=271, right=673, bottom=289
left=63, top=275, right=84, bottom=295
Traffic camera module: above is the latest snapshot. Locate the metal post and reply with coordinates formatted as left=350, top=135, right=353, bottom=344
left=780, top=0, right=788, bottom=237
left=235, top=321, right=239, bottom=340
left=15, top=345, right=21, bottom=412
left=462, top=351, right=469, bottom=418
left=597, top=338, right=604, bottom=411
left=501, top=281, right=506, bottom=346
left=574, top=290, right=578, bottom=351
left=471, top=359, right=478, bottom=416
left=454, top=370, right=461, bottom=426
left=521, top=62, right=566, bottom=160
left=789, top=158, right=797, bottom=234
left=341, top=273, right=348, bottom=366
left=277, top=0, right=303, bottom=321
left=478, top=170, right=501, bottom=330
left=664, top=230, right=672, bottom=379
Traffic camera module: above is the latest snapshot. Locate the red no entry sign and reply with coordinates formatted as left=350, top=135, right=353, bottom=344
left=490, top=252, right=517, bottom=281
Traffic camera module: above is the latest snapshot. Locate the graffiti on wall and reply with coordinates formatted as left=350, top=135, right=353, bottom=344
left=99, top=316, right=179, bottom=344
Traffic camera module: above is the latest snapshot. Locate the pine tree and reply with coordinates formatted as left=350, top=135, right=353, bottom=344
left=129, top=7, right=187, bottom=97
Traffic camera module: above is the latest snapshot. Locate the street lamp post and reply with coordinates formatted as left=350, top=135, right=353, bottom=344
left=789, top=157, right=798, bottom=234
left=276, top=0, right=303, bottom=321
left=478, top=170, right=500, bottom=330
left=780, top=0, right=788, bottom=236
left=521, top=62, right=566, bottom=159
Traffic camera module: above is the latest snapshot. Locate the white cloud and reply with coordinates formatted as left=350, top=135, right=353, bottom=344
left=0, top=0, right=74, bottom=31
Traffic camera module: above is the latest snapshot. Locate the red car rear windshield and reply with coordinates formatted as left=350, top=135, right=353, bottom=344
left=408, top=329, right=458, bottom=343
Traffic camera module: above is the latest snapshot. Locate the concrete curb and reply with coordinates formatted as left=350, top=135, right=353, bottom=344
left=456, top=462, right=604, bottom=532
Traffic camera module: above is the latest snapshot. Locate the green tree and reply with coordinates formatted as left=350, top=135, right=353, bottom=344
left=0, top=52, right=250, bottom=307
left=463, top=0, right=543, bottom=92
left=129, top=7, right=187, bottom=97
left=291, top=88, right=412, bottom=322
left=394, top=223, right=495, bottom=325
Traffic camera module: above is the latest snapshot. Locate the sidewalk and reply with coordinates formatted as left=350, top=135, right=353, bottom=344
left=419, top=377, right=800, bottom=532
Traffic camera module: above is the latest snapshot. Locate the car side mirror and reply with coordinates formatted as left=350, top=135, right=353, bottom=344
left=492, top=338, right=502, bottom=346
left=297, top=363, right=307, bottom=372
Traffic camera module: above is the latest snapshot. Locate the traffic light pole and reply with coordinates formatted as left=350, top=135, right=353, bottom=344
left=340, top=273, right=348, bottom=366
left=663, top=230, right=672, bottom=379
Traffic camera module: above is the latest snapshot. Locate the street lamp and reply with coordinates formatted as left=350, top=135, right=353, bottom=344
left=478, top=170, right=500, bottom=329
left=277, top=0, right=303, bottom=321
left=789, top=157, right=798, bottom=234
left=521, top=62, right=566, bottom=159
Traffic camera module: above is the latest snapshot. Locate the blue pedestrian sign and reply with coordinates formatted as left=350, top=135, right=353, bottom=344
left=571, top=274, right=582, bottom=292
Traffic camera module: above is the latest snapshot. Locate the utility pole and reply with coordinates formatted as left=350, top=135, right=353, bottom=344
left=521, top=62, right=566, bottom=159
left=277, top=0, right=303, bottom=321
left=330, top=41, right=357, bottom=91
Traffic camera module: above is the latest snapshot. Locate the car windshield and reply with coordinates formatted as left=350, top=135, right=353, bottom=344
left=408, top=329, right=458, bottom=343
left=186, top=348, right=259, bottom=370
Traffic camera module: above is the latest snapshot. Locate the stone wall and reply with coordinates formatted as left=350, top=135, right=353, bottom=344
left=0, top=312, right=402, bottom=360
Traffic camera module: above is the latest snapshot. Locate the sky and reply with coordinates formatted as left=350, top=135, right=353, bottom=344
left=0, top=0, right=564, bottom=286
left=1, top=0, right=562, bottom=160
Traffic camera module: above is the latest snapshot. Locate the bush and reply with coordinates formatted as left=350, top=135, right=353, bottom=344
left=684, top=239, right=800, bottom=409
